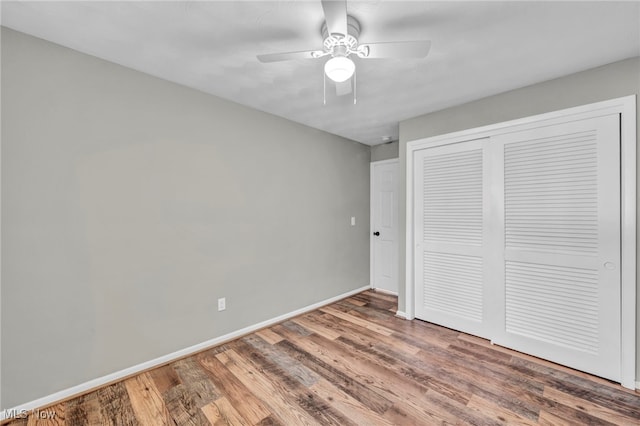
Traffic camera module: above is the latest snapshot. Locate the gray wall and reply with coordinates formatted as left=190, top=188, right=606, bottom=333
left=1, top=28, right=370, bottom=407
left=399, top=57, right=640, bottom=381
left=370, top=141, right=399, bottom=162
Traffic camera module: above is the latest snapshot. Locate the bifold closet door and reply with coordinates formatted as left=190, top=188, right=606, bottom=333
left=492, top=114, right=621, bottom=382
left=414, top=139, right=490, bottom=338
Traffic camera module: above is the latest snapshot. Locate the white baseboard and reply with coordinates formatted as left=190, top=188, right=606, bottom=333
left=395, top=310, right=409, bottom=319
left=0, top=285, right=369, bottom=421
left=371, top=288, right=398, bottom=296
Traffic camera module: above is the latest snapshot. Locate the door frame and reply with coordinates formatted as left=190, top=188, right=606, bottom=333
left=405, top=95, right=636, bottom=389
left=370, top=158, right=399, bottom=294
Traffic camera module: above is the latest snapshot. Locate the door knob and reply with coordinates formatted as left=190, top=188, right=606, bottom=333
left=373, top=231, right=380, bottom=236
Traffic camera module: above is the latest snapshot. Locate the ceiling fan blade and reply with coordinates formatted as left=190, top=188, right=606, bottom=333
left=335, top=79, right=352, bottom=96
left=257, top=49, right=326, bottom=63
left=321, top=0, right=348, bottom=36
left=358, top=40, right=431, bottom=59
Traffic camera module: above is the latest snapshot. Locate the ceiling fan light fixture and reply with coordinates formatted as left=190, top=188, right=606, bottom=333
left=324, top=56, right=355, bottom=82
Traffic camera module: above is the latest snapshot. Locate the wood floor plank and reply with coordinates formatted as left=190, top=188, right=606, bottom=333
left=273, top=338, right=394, bottom=415
left=308, top=378, right=394, bottom=426
left=333, top=333, right=472, bottom=406
left=26, top=403, right=64, bottom=426
left=542, top=386, right=640, bottom=425
left=342, top=321, right=585, bottom=424
left=216, top=349, right=320, bottom=426
left=290, top=316, right=341, bottom=341
left=527, top=394, right=618, bottom=426
left=279, top=320, right=312, bottom=337
left=96, top=382, right=139, bottom=426
left=319, top=306, right=394, bottom=335
left=172, top=357, right=220, bottom=408
left=355, top=290, right=397, bottom=304
left=412, top=341, right=546, bottom=396
left=197, top=350, right=272, bottom=424
left=448, top=336, right=514, bottom=364
left=466, top=394, right=538, bottom=425
left=390, top=326, right=452, bottom=350
left=537, top=404, right=618, bottom=426
left=161, top=359, right=214, bottom=426
left=241, top=334, right=320, bottom=388
left=253, top=416, right=281, bottom=426
left=148, top=364, right=181, bottom=396
left=255, top=328, right=284, bottom=345
left=65, top=393, right=104, bottom=425
left=382, top=403, right=439, bottom=425
left=451, top=336, right=625, bottom=402
left=342, top=296, right=366, bottom=306
left=461, top=333, right=637, bottom=395
left=162, top=384, right=211, bottom=425
left=274, top=321, right=466, bottom=423
left=123, top=373, right=171, bottom=425
left=333, top=331, right=537, bottom=420
left=537, top=410, right=575, bottom=426
left=336, top=323, right=544, bottom=419
left=200, top=397, right=248, bottom=426
left=380, top=394, right=461, bottom=425
left=383, top=326, right=544, bottom=397
left=272, top=324, right=419, bottom=405
left=310, top=311, right=422, bottom=355
left=349, top=293, right=396, bottom=312
left=382, top=387, right=498, bottom=426
left=230, top=339, right=356, bottom=426
left=510, top=357, right=640, bottom=416
left=198, top=401, right=226, bottom=426
left=418, top=389, right=502, bottom=425
left=8, top=290, right=640, bottom=426
left=332, top=298, right=461, bottom=344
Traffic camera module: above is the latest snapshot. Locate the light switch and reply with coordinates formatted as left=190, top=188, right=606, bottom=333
left=351, top=216, right=356, bottom=226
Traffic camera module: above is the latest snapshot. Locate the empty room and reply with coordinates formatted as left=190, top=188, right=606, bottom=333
left=1, top=1, right=640, bottom=424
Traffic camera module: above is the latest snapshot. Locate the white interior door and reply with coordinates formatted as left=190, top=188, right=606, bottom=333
left=492, top=114, right=621, bottom=381
left=371, top=160, right=399, bottom=293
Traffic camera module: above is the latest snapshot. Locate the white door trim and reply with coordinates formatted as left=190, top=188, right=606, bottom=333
left=405, top=95, right=636, bottom=389
left=370, top=158, right=399, bottom=293
left=0, top=22, right=3, bottom=405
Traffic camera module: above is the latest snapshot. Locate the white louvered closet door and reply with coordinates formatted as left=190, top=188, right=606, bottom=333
left=492, top=114, right=621, bottom=381
left=414, top=114, right=622, bottom=381
left=414, top=139, right=490, bottom=338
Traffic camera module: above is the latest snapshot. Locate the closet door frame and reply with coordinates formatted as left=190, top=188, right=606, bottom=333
left=405, top=95, right=636, bottom=389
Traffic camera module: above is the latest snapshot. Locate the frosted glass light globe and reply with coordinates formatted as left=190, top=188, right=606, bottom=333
left=324, top=56, right=355, bottom=82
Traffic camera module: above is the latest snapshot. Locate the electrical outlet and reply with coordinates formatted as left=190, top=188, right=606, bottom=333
left=218, top=297, right=226, bottom=311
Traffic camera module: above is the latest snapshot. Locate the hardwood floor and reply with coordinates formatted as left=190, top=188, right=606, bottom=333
left=6, top=290, right=640, bottom=425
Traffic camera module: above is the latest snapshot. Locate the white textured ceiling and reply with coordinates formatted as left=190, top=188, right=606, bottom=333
left=2, top=1, right=639, bottom=145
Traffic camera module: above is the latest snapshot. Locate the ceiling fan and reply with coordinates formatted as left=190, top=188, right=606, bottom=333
left=257, top=0, right=431, bottom=101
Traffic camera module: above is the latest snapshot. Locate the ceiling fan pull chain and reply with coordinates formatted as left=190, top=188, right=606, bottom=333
left=323, top=69, right=327, bottom=105
left=353, top=68, right=357, bottom=105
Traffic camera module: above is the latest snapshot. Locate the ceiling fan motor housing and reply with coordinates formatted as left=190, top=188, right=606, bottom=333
left=322, top=15, right=361, bottom=57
